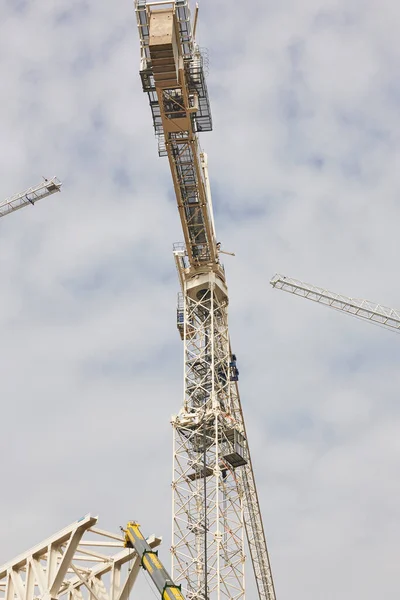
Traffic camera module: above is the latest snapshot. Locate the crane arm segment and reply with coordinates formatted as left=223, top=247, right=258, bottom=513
left=135, top=0, right=218, bottom=269
left=0, top=177, right=62, bottom=219
left=124, top=522, right=185, bottom=600
left=270, top=274, right=400, bottom=332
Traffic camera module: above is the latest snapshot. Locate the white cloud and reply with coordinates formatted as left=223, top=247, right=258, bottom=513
left=0, top=0, right=400, bottom=598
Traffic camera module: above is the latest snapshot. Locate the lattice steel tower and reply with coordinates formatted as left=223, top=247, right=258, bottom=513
left=134, top=2, right=276, bottom=599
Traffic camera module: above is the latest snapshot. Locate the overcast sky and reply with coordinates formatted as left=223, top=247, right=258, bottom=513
left=1, top=0, right=400, bottom=598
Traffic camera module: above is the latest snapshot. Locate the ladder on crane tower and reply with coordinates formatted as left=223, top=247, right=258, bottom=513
left=134, top=2, right=276, bottom=600
left=270, top=274, right=400, bottom=333
left=0, top=177, right=62, bottom=219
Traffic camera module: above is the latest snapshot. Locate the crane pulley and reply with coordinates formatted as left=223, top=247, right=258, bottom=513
left=0, top=177, right=62, bottom=219
left=270, top=274, right=400, bottom=333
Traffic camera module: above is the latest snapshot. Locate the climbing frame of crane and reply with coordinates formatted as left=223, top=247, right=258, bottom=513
left=134, top=2, right=277, bottom=600
left=0, top=177, right=62, bottom=219
left=0, top=515, right=162, bottom=600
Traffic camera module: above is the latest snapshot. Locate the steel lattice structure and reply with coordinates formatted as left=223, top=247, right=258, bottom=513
left=134, top=2, right=276, bottom=599
left=172, top=269, right=245, bottom=600
left=0, top=515, right=161, bottom=600
left=270, top=274, right=400, bottom=332
left=0, top=178, right=62, bottom=219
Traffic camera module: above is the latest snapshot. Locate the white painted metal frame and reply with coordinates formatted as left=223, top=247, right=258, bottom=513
left=172, top=277, right=245, bottom=600
left=0, top=177, right=62, bottom=219
left=270, top=274, right=400, bottom=332
left=0, top=515, right=161, bottom=600
left=134, top=2, right=277, bottom=598
left=231, top=379, right=276, bottom=600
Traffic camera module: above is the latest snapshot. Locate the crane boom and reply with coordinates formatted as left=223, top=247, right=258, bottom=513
left=135, top=0, right=217, bottom=268
left=270, top=274, right=400, bottom=332
left=134, top=2, right=276, bottom=600
left=124, top=522, right=185, bottom=600
left=0, top=177, right=62, bottom=219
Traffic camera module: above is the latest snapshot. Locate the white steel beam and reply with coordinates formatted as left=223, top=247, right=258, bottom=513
left=0, top=515, right=97, bottom=578
left=270, top=274, right=400, bottom=332
left=0, top=177, right=62, bottom=219
left=0, top=516, right=161, bottom=600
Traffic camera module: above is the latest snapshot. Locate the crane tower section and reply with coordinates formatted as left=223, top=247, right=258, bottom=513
left=135, top=2, right=276, bottom=600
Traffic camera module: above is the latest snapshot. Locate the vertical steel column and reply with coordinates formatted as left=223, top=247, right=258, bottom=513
left=171, top=275, right=245, bottom=600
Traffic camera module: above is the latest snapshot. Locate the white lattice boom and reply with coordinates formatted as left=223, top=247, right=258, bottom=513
left=270, top=274, right=400, bottom=332
left=172, top=270, right=245, bottom=600
left=0, top=514, right=161, bottom=600
left=0, top=178, right=62, bottom=219
left=134, top=2, right=276, bottom=599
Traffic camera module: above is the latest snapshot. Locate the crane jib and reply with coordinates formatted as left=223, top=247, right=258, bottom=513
left=136, top=0, right=216, bottom=267
left=270, top=274, right=400, bottom=332
left=0, top=177, right=62, bottom=218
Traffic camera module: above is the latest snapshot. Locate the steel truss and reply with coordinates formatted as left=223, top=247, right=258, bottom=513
left=173, top=261, right=276, bottom=600
left=134, top=2, right=277, bottom=599
left=0, top=178, right=62, bottom=218
left=172, top=274, right=245, bottom=600
left=0, top=515, right=160, bottom=600
left=271, top=274, right=400, bottom=332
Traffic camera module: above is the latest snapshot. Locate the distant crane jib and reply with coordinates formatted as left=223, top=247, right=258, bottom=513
left=270, top=274, right=400, bottom=333
left=0, top=177, right=62, bottom=219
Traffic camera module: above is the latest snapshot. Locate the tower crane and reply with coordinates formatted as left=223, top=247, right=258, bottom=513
left=0, top=177, right=62, bottom=219
left=270, top=274, right=400, bottom=333
left=134, top=2, right=276, bottom=600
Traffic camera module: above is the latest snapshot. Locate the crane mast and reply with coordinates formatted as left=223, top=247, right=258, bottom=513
left=134, top=2, right=276, bottom=599
left=0, top=177, right=62, bottom=219
left=270, top=274, right=400, bottom=333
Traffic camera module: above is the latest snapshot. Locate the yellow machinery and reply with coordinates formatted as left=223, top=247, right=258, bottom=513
left=124, top=521, right=185, bottom=600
